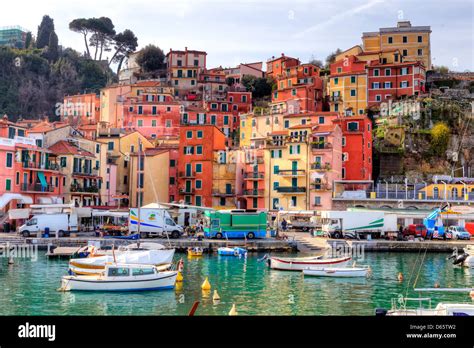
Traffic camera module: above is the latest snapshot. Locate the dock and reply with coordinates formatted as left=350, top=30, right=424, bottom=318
left=45, top=246, right=82, bottom=258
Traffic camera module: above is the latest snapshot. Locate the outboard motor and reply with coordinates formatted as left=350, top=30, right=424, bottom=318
left=375, top=308, right=388, bottom=316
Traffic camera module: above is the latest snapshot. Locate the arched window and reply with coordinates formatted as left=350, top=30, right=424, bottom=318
left=452, top=187, right=458, bottom=199
left=433, top=187, right=439, bottom=199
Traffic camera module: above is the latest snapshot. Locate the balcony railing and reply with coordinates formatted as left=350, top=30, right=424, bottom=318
left=277, top=169, right=306, bottom=176
left=276, top=186, right=306, bottom=193
left=244, top=172, right=265, bottom=179
left=212, top=190, right=235, bottom=197
left=22, top=162, right=60, bottom=171
left=179, top=188, right=195, bottom=195
left=178, top=171, right=196, bottom=178
left=70, top=185, right=99, bottom=193
left=72, top=168, right=99, bottom=177
left=310, top=182, right=330, bottom=191
left=333, top=190, right=474, bottom=202
left=20, top=183, right=54, bottom=192
left=311, top=143, right=332, bottom=150
left=243, top=189, right=264, bottom=196
left=311, top=163, right=331, bottom=170
left=329, top=95, right=342, bottom=102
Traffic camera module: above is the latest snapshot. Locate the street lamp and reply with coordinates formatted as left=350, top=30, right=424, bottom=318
left=440, top=181, right=447, bottom=201
left=460, top=181, right=467, bottom=201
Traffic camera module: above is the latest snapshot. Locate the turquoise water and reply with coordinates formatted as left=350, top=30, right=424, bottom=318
left=0, top=251, right=472, bottom=315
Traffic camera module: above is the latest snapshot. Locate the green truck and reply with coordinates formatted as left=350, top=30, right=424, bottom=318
left=203, top=210, right=268, bottom=239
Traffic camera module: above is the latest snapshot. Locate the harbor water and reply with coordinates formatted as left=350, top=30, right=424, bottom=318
left=0, top=251, right=472, bottom=315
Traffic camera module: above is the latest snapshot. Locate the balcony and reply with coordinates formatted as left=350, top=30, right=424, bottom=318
left=311, top=162, right=331, bottom=171
left=72, top=168, right=100, bottom=177
left=311, top=143, right=332, bottom=151
left=178, top=171, right=196, bottom=178
left=22, top=162, right=60, bottom=171
left=20, top=183, right=54, bottom=193
left=329, top=95, right=343, bottom=103
left=265, top=140, right=286, bottom=148
left=212, top=190, right=235, bottom=197
left=275, top=186, right=306, bottom=194
left=179, top=188, right=195, bottom=195
left=310, top=182, right=330, bottom=191
left=70, top=184, right=99, bottom=193
left=244, top=172, right=265, bottom=180
left=243, top=189, right=264, bottom=197
left=277, top=169, right=306, bottom=177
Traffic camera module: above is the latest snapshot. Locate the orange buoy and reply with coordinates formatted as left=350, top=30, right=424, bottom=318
left=397, top=272, right=404, bottom=282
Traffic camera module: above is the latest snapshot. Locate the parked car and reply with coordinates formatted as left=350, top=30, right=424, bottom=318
left=403, top=224, right=428, bottom=239
left=447, top=226, right=471, bottom=240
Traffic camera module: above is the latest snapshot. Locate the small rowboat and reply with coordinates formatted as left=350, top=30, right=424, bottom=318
left=60, top=263, right=177, bottom=292
left=188, top=247, right=203, bottom=257
left=303, top=266, right=370, bottom=278
left=269, top=255, right=351, bottom=271
left=218, top=247, right=247, bottom=256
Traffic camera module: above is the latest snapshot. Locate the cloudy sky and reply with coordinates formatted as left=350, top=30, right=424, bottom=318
left=1, top=0, right=473, bottom=70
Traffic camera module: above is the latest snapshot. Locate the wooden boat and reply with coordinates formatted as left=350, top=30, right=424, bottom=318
left=187, top=247, right=203, bottom=257
left=68, top=249, right=175, bottom=275
left=303, top=266, right=369, bottom=278
left=218, top=247, right=247, bottom=256
left=269, top=255, right=351, bottom=271
left=60, top=263, right=177, bottom=292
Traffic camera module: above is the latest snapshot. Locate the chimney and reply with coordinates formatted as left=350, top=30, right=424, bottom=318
left=281, top=53, right=285, bottom=57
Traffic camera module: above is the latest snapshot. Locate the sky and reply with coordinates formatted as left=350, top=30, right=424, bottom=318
left=1, top=0, right=473, bottom=71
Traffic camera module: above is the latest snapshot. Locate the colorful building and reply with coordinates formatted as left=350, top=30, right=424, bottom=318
left=223, top=62, right=264, bottom=84
left=266, top=53, right=300, bottom=80
left=166, top=47, right=207, bottom=96
left=177, top=125, right=226, bottom=207
left=62, top=93, right=100, bottom=127
left=362, top=21, right=432, bottom=70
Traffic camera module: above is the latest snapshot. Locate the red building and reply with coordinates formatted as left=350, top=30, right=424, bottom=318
left=367, top=60, right=426, bottom=107
left=266, top=53, right=300, bottom=80
left=177, top=125, right=226, bottom=207
left=271, top=62, right=324, bottom=114
left=333, top=115, right=373, bottom=180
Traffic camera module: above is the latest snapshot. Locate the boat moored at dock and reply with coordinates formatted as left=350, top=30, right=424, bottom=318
left=269, top=255, right=352, bottom=271
left=60, top=263, right=178, bottom=292
left=303, top=266, right=370, bottom=278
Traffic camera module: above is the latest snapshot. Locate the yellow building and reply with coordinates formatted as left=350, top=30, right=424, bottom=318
left=97, top=131, right=154, bottom=206
left=239, top=111, right=285, bottom=148
left=264, top=127, right=311, bottom=210
left=420, top=183, right=474, bottom=201
left=129, top=149, right=170, bottom=207
left=212, top=151, right=237, bottom=209
left=362, top=21, right=431, bottom=69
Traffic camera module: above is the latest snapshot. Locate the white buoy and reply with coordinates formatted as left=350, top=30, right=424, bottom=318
left=229, top=303, right=238, bottom=316
left=212, top=290, right=221, bottom=302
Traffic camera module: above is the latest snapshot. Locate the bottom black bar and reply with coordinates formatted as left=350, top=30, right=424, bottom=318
left=0, top=316, right=472, bottom=347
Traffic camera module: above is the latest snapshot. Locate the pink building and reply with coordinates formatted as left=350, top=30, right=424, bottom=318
left=309, top=123, right=343, bottom=210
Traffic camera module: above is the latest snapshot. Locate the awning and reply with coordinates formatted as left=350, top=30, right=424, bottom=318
left=8, top=208, right=30, bottom=219
left=38, top=172, right=47, bottom=187
left=38, top=197, right=53, bottom=204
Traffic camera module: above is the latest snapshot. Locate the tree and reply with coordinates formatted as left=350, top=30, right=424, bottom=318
left=88, top=17, right=115, bottom=61
left=433, top=65, right=450, bottom=74
left=108, top=29, right=138, bottom=75
left=136, top=45, right=165, bottom=72
left=325, top=48, right=342, bottom=67
left=430, top=122, right=450, bottom=157
left=47, top=31, right=59, bottom=62
left=69, top=18, right=93, bottom=58
left=241, top=75, right=256, bottom=92
left=36, top=15, right=55, bottom=49
left=225, top=77, right=235, bottom=86
left=24, top=32, right=32, bottom=49
left=308, top=55, right=323, bottom=68
left=253, top=77, right=272, bottom=99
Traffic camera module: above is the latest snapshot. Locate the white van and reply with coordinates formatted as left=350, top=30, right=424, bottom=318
left=19, top=213, right=78, bottom=237
left=129, top=208, right=183, bottom=238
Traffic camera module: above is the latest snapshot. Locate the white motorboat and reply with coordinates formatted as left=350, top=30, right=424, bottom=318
left=60, top=263, right=177, bottom=292
left=69, top=249, right=175, bottom=275
left=303, top=266, right=370, bottom=278
left=384, top=302, right=474, bottom=316
left=269, top=255, right=351, bottom=271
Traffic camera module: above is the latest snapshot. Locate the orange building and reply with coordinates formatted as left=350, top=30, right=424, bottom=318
left=62, top=93, right=100, bottom=127
left=266, top=53, right=300, bottom=80
left=177, top=125, right=226, bottom=207
left=166, top=47, right=207, bottom=97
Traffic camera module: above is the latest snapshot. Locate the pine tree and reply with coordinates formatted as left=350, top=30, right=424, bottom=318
left=36, top=15, right=55, bottom=49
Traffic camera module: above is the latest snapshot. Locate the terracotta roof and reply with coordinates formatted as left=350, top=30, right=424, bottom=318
left=357, top=49, right=399, bottom=56
left=312, top=125, right=337, bottom=133
left=269, top=130, right=289, bottom=136
left=29, top=122, right=69, bottom=133
left=78, top=124, right=98, bottom=130
left=48, top=140, right=95, bottom=157
left=130, top=149, right=169, bottom=156
left=289, top=124, right=312, bottom=130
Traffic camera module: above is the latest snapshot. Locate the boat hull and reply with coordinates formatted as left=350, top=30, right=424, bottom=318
left=303, top=267, right=368, bottom=278
left=61, top=271, right=177, bottom=291
left=269, top=256, right=351, bottom=271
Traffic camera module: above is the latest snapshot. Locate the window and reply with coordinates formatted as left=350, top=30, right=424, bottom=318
left=284, top=120, right=289, bottom=128
left=334, top=77, right=339, bottom=85
left=273, top=182, right=279, bottom=190
left=319, top=116, right=324, bottom=124
left=108, top=142, right=114, bottom=151
left=272, top=198, right=279, bottom=210
left=138, top=106, right=143, bottom=115
left=347, top=122, right=359, bottom=131
left=403, top=36, right=407, bottom=43
left=197, top=130, right=203, bottom=138
left=274, top=165, right=279, bottom=174
left=384, top=82, right=392, bottom=89
left=184, top=146, right=194, bottom=155
left=359, top=109, right=364, bottom=115
left=223, top=115, right=229, bottom=125
left=137, top=120, right=143, bottom=127
left=6, top=153, right=13, bottom=168
left=372, top=82, right=380, bottom=89
left=211, top=115, right=216, bottom=125
left=342, top=153, right=349, bottom=162
left=196, top=146, right=203, bottom=155
left=195, top=163, right=202, bottom=173
left=95, top=144, right=100, bottom=154
left=418, top=35, right=423, bottom=43
left=242, top=95, right=247, bottom=102
left=373, top=69, right=379, bottom=77
left=151, top=120, right=157, bottom=127
left=403, top=49, right=408, bottom=56
left=186, top=131, right=193, bottom=139
left=388, top=37, right=393, bottom=44
left=195, top=196, right=202, bottom=206
left=5, top=179, right=11, bottom=191
left=417, top=49, right=423, bottom=56
left=400, top=67, right=408, bottom=75
left=334, top=104, right=339, bottom=112
left=385, top=68, right=391, bottom=76
left=291, top=89, right=296, bottom=96
left=314, top=196, right=321, bottom=206
left=337, top=67, right=342, bottom=73
left=342, top=168, right=346, bottom=179
left=376, top=95, right=381, bottom=102
left=291, top=196, right=297, bottom=207
left=350, top=89, right=356, bottom=97
left=342, top=137, right=346, bottom=146
left=400, top=81, right=409, bottom=88
left=350, top=76, right=356, bottom=84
